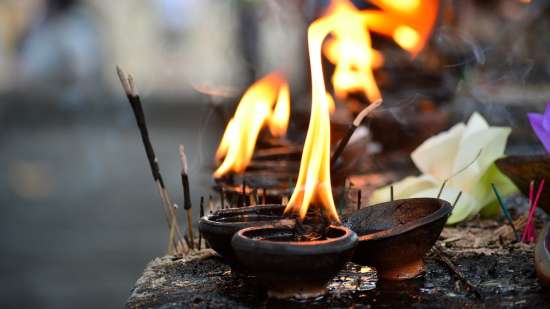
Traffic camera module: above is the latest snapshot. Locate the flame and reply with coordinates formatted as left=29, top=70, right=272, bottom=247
left=320, top=0, right=382, bottom=103
left=214, top=72, right=290, bottom=178
left=267, top=83, right=291, bottom=136
left=322, top=0, right=438, bottom=99
left=366, top=0, right=439, bottom=56
left=284, top=3, right=362, bottom=223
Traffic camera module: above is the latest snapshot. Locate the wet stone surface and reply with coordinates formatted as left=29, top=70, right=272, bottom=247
left=126, top=243, right=549, bottom=308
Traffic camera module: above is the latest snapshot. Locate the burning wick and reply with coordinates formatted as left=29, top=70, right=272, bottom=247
left=179, top=144, right=194, bottom=249
left=116, top=66, right=186, bottom=255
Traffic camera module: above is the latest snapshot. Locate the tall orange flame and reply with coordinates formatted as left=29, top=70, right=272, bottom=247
left=322, top=0, right=439, bottom=99
left=365, top=0, right=439, bottom=56
left=284, top=2, right=360, bottom=223
left=321, top=0, right=382, bottom=103
left=214, top=72, right=290, bottom=178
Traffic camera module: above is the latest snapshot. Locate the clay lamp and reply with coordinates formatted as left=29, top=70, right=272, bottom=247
left=535, top=222, right=550, bottom=288
left=199, top=204, right=292, bottom=268
left=230, top=31, right=363, bottom=297
left=495, top=155, right=550, bottom=214
left=232, top=217, right=357, bottom=299
left=343, top=198, right=452, bottom=280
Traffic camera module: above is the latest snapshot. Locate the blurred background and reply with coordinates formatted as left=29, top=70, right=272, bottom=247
left=1, top=0, right=549, bottom=308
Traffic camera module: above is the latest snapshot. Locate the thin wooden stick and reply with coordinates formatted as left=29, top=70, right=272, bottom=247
left=208, top=195, right=214, bottom=214
left=198, top=197, right=204, bottom=250
left=117, top=66, right=185, bottom=254
left=241, top=180, right=246, bottom=207
left=357, top=189, right=362, bottom=210
left=437, top=180, right=447, bottom=199
left=452, top=191, right=463, bottom=208
left=330, top=99, right=382, bottom=168
left=433, top=246, right=482, bottom=298
left=179, top=144, right=194, bottom=249
left=390, top=185, right=394, bottom=202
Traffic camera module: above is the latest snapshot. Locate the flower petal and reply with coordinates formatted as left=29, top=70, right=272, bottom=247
left=410, top=186, right=477, bottom=224
left=543, top=101, right=550, bottom=131
left=411, top=123, right=465, bottom=181
left=369, top=174, right=437, bottom=205
left=528, top=112, right=550, bottom=153
left=450, top=126, right=511, bottom=193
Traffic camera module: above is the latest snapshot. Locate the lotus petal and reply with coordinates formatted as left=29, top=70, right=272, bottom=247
left=411, top=123, right=465, bottom=182
left=369, top=174, right=437, bottom=205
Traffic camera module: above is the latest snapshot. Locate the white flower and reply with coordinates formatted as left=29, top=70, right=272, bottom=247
left=370, top=112, right=515, bottom=224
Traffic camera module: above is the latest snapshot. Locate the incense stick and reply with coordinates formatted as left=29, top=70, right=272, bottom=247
left=523, top=179, right=545, bottom=242
left=241, top=180, right=246, bottom=207
left=390, top=185, right=394, bottom=202
left=116, top=66, right=185, bottom=254
left=491, top=183, right=519, bottom=241
left=199, top=196, right=204, bottom=250
left=330, top=99, right=382, bottom=167
left=437, top=180, right=447, bottom=199
left=179, top=144, right=194, bottom=249
left=452, top=191, right=462, bottom=208
left=357, top=189, right=362, bottom=210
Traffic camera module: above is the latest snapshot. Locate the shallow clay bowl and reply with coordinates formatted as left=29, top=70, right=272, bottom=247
left=535, top=223, right=550, bottom=288
left=343, top=198, right=452, bottom=280
left=495, top=155, right=550, bottom=214
left=199, top=204, right=291, bottom=267
left=231, top=224, right=358, bottom=299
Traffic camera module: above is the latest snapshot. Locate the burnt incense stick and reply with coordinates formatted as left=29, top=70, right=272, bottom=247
left=208, top=195, right=214, bottom=214
left=199, top=196, right=204, bottom=250
left=491, top=183, right=519, bottom=241
left=241, top=180, right=246, bottom=207
left=357, top=189, right=362, bottom=210
left=390, top=185, right=394, bottom=202
left=253, top=188, right=259, bottom=205
left=452, top=191, right=463, bottom=208
left=437, top=180, right=447, bottom=199
left=330, top=99, right=382, bottom=168
left=179, top=144, right=194, bottom=249
left=117, top=66, right=185, bottom=254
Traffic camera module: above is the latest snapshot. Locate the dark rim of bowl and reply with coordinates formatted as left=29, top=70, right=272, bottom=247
left=233, top=225, right=357, bottom=255
left=199, top=204, right=290, bottom=228
left=357, top=198, right=452, bottom=242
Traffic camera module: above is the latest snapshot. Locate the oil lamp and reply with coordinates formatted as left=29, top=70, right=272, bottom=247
left=344, top=198, right=451, bottom=280
left=229, top=1, right=374, bottom=299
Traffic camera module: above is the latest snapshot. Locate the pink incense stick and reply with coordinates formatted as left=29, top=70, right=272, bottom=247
left=523, top=179, right=545, bottom=243
left=522, top=180, right=536, bottom=242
